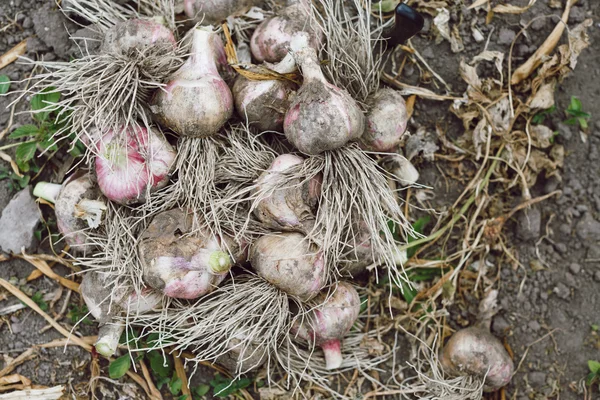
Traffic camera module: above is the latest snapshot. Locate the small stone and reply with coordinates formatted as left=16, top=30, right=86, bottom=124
left=492, top=315, right=510, bottom=335
left=569, top=263, right=581, bottom=274
left=554, top=243, right=568, bottom=255
left=0, top=188, right=40, bottom=253
left=557, top=123, right=573, bottom=141
left=595, top=271, right=600, bottom=282
left=565, top=272, right=577, bottom=287
left=22, top=17, right=33, bottom=29
left=531, top=18, right=547, bottom=31
left=498, top=28, right=516, bottom=45
left=529, top=371, right=547, bottom=386
left=528, top=320, right=541, bottom=332
left=553, top=283, right=570, bottom=299
left=576, top=213, right=600, bottom=241
left=517, top=208, right=542, bottom=241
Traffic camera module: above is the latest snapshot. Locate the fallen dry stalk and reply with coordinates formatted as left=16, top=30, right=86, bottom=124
left=0, top=386, right=64, bottom=399
left=173, top=353, right=191, bottom=400
left=18, top=253, right=80, bottom=293
left=140, top=359, right=163, bottom=400
left=511, top=0, right=577, bottom=84
left=0, top=39, right=26, bottom=70
left=0, top=348, right=38, bottom=379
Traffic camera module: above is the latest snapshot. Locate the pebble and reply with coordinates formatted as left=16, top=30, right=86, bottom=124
left=565, top=272, right=577, bottom=288
left=557, top=123, right=573, bottom=141
left=517, top=208, right=542, bottom=241
left=529, top=371, right=547, bottom=386
left=576, top=213, right=600, bottom=241
left=0, top=188, right=40, bottom=253
left=554, top=243, right=568, bottom=255
left=498, top=28, right=516, bottom=45
left=569, top=263, right=582, bottom=274
left=22, top=17, right=32, bottom=29
left=553, top=283, right=570, bottom=299
left=528, top=320, right=541, bottom=332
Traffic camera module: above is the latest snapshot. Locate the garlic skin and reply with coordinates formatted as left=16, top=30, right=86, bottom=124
left=250, top=0, right=323, bottom=63
left=291, top=282, right=360, bottom=370
left=361, top=89, right=409, bottom=152
left=101, top=18, right=176, bottom=55
left=440, top=326, right=514, bottom=391
left=380, top=154, right=419, bottom=187
left=250, top=232, right=325, bottom=301
left=95, top=125, right=176, bottom=205
left=139, top=209, right=241, bottom=299
left=184, top=0, right=263, bottom=25
left=34, top=173, right=106, bottom=253
left=284, top=34, right=365, bottom=155
left=151, top=27, right=233, bottom=138
left=233, top=53, right=297, bottom=132
left=254, top=154, right=321, bottom=233
left=81, top=271, right=162, bottom=356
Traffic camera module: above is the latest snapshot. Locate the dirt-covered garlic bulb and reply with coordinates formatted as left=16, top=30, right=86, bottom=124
left=360, top=88, right=409, bottom=152
left=94, top=125, right=176, bottom=205
left=254, top=154, right=321, bottom=233
left=233, top=53, right=298, bottom=132
left=184, top=0, right=263, bottom=25
left=139, top=208, right=243, bottom=299
left=251, top=0, right=322, bottom=63
left=101, top=18, right=176, bottom=55
left=34, top=172, right=106, bottom=252
left=250, top=232, right=325, bottom=301
left=151, top=26, right=233, bottom=137
left=81, top=271, right=162, bottom=357
left=440, top=290, right=514, bottom=391
left=284, top=34, right=365, bottom=155
left=291, top=282, right=360, bottom=370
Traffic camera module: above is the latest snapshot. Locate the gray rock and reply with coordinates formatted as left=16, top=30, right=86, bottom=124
left=557, top=123, right=573, bottom=141
left=32, top=4, right=77, bottom=58
left=528, top=320, right=541, bottom=332
left=22, top=17, right=33, bottom=29
left=531, top=18, right=547, bottom=31
left=492, top=315, right=510, bottom=335
left=587, top=245, right=600, bottom=260
left=498, top=28, right=516, bottom=45
left=553, top=283, right=570, bottom=299
left=0, top=188, right=40, bottom=253
left=576, top=213, right=600, bottom=241
left=517, top=208, right=542, bottom=241
left=529, top=371, right=547, bottom=386
left=569, top=263, right=581, bottom=274
left=565, top=272, right=577, bottom=288
left=554, top=242, right=568, bottom=255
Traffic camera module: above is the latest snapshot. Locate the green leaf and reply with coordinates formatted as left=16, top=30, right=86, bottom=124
left=564, top=117, right=578, bottom=126
left=108, top=355, right=131, bottom=379
left=9, top=125, right=39, bottom=139
left=169, top=374, right=183, bottom=396
left=0, top=75, right=10, bottom=95
left=193, top=384, right=210, bottom=396
left=15, top=174, right=30, bottom=189
left=407, top=216, right=431, bottom=258
left=588, top=360, right=600, bottom=374
left=399, top=280, right=418, bottom=304
left=15, top=141, right=37, bottom=167
left=591, top=324, right=599, bottom=331
left=38, top=136, right=58, bottom=152
left=177, top=396, right=188, bottom=400
left=146, top=350, right=173, bottom=378
left=569, top=96, right=582, bottom=113
left=579, top=118, right=589, bottom=130
left=210, top=374, right=230, bottom=387
left=156, top=376, right=170, bottom=390
left=586, top=371, right=598, bottom=386
left=372, top=0, right=397, bottom=13
left=31, top=291, right=48, bottom=311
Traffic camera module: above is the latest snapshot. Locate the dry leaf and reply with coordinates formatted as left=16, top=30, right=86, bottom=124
left=567, top=19, right=593, bottom=69
left=489, top=97, right=511, bottom=134
left=550, top=144, right=565, bottom=168
left=460, top=59, right=482, bottom=91
left=493, top=0, right=537, bottom=14
left=530, top=124, right=555, bottom=149
left=360, top=337, right=386, bottom=356
left=529, top=81, right=556, bottom=110
left=433, top=8, right=464, bottom=53
left=259, top=388, right=290, bottom=400
left=468, top=0, right=489, bottom=9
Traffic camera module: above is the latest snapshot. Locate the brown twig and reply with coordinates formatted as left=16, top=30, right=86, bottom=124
left=510, top=0, right=577, bottom=84
left=0, top=39, right=27, bottom=70
left=173, top=353, right=191, bottom=400
left=139, top=359, right=163, bottom=400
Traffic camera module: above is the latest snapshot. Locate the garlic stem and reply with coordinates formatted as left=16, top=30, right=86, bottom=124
left=33, top=182, right=62, bottom=204
left=207, top=250, right=233, bottom=275
left=321, top=339, right=343, bottom=370
left=95, top=323, right=124, bottom=357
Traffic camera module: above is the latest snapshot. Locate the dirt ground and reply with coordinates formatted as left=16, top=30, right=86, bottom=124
left=0, top=0, right=599, bottom=399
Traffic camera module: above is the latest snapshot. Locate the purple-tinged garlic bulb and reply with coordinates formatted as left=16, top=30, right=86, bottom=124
left=291, top=282, right=360, bottom=370
left=360, top=88, right=409, bottom=152
left=81, top=271, right=162, bottom=356
left=251, top=0, right=322, bottom=63
left=34, top=172, right=105, bottom=252
left=151, top=26, right=233, bottom=137
left=233, top=53, right=298, bottom=132
left=254, top=154, right=321, bottom=233
left=250, top=232, right=325, bottom=301
left=94, top=125, right=176, bottom=205
left=440, top=289, right=514, bottom=391
left=139, top=208, right=242, bottom=299
left=440, top=327, right=514, bottom=391
left=184, top=0, right=264, bottom=25
left=101, top=18, right=177, bottom=55
left=284, top=34, right=365, bottom=155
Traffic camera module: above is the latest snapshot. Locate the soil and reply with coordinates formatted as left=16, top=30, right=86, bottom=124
left=0, top=0, right=599, bottom=399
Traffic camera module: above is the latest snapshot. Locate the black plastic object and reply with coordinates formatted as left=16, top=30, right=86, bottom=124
left=388, top=4, right=424, bottom=46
